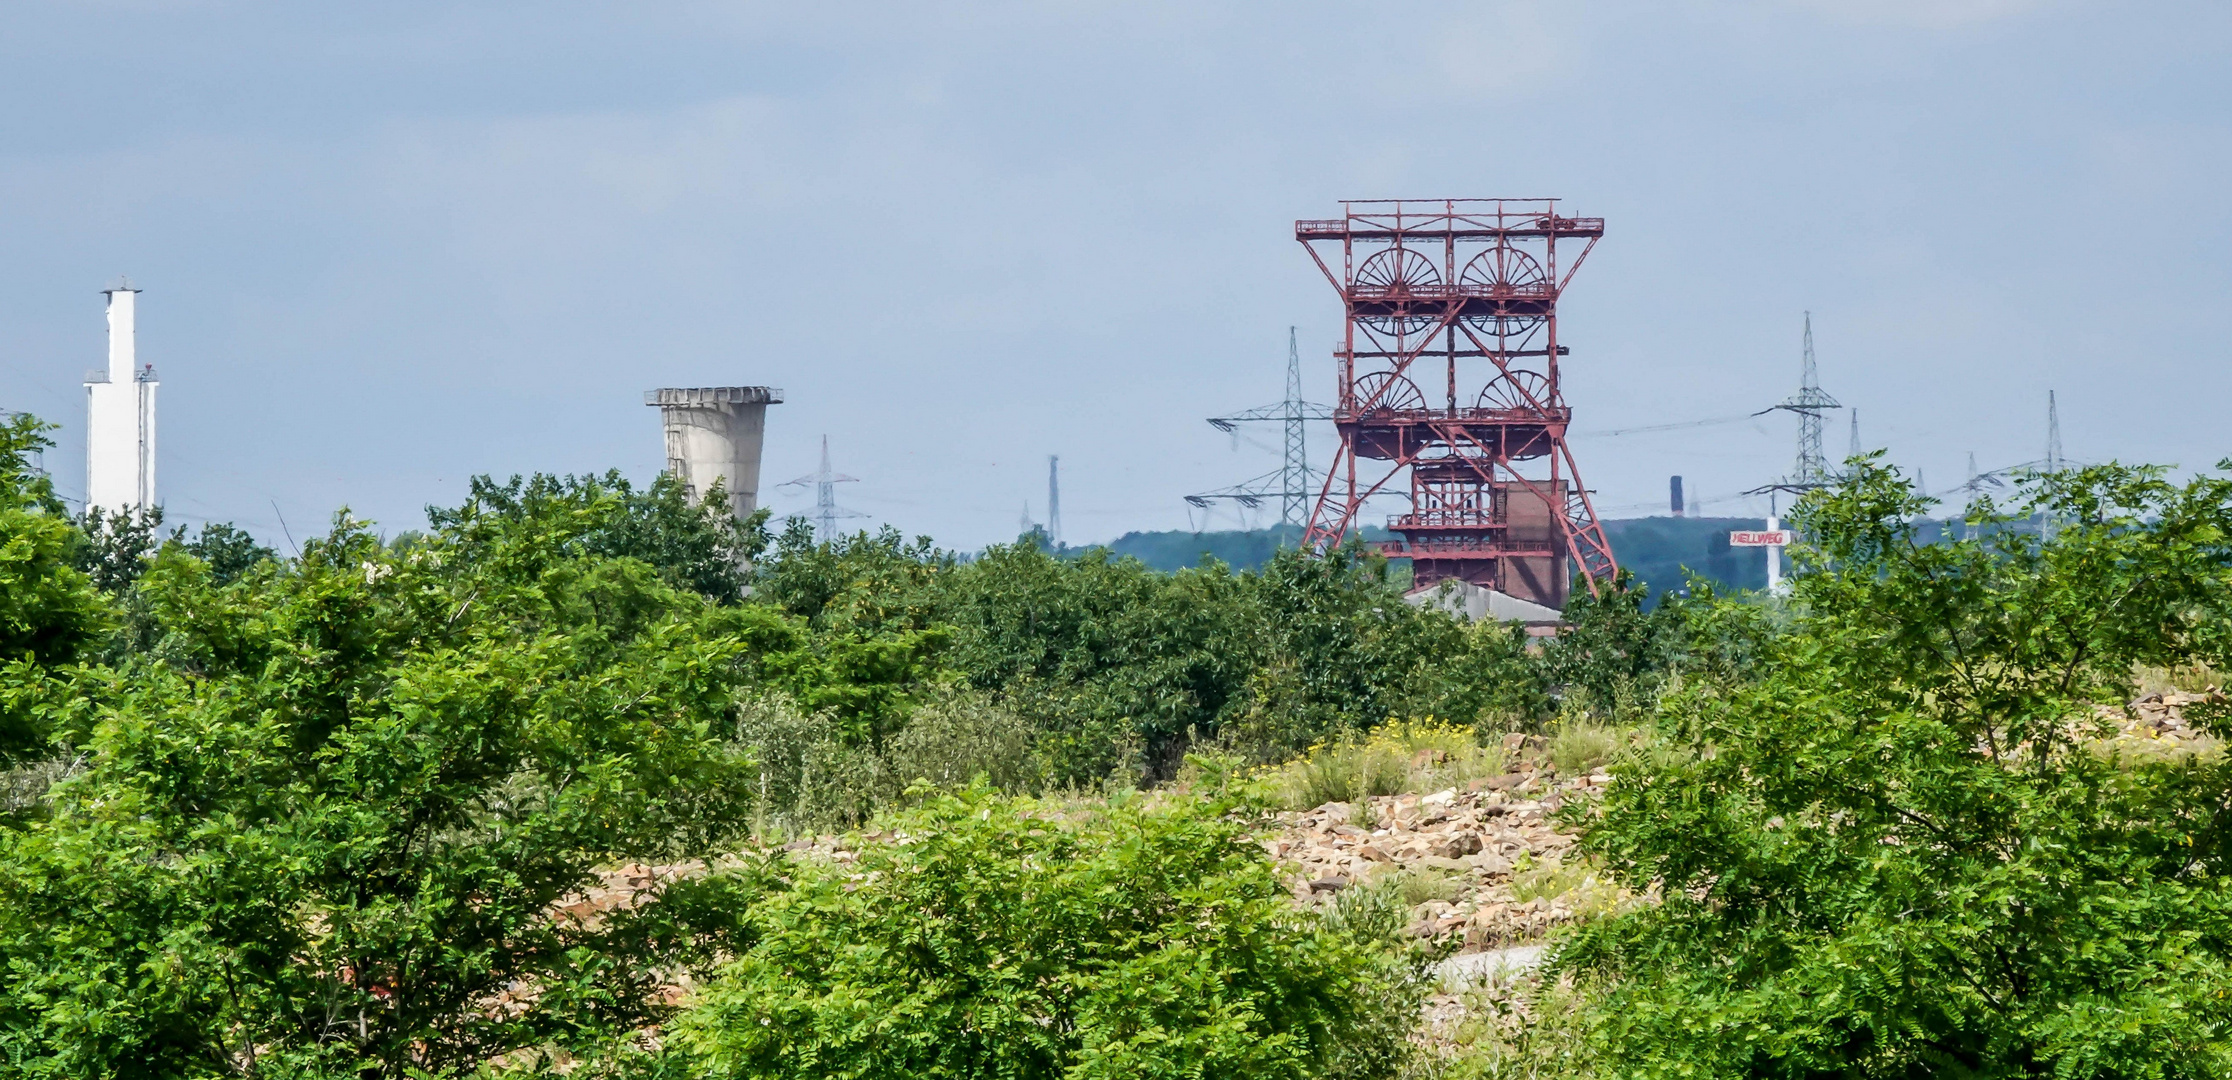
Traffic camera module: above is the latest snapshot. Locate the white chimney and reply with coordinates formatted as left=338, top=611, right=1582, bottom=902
left=84, top=283, right=157, bottom=514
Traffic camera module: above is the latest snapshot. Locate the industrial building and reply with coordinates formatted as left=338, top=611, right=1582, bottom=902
left=83, top=284, right=158, bottom=514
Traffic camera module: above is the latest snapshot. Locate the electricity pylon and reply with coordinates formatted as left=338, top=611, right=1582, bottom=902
left=778, top=435, right=867, bottom=539
left=2045, top=390, right=2063, bottom=473
left=1753, top=312, right=1843, bottom=496
left=1187, top=327, right=1333, bottom=528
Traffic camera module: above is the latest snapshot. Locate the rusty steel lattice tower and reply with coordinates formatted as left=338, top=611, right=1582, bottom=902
left=1297, top=199, right=1617, bottom=608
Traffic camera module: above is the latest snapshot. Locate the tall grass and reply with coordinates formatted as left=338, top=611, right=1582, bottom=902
left=1393, top=865, right=1466, bottom=905
left=1548, top=721, right=1620, bottom=776
left=1257, top=720, right=1509, bottom=810
left=1408, top=978, right=1601, bottom=1080
left=2134, top=662, right=2225, bottom=696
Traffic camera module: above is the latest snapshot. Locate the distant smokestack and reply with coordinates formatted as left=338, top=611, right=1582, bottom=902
left=85, top=282, right=157, bottom=514
left=1669, top=475, right=1684, bottom=517
left=644, top=386, right=782, bottom=519
left=1047, top=454, right=1061, bottom=547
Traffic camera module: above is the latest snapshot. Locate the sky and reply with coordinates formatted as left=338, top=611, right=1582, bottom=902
left=2, top=0, right=2227, bottom=549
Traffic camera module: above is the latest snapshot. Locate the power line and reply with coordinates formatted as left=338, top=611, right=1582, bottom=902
left=1577, top=413, right=1760, bottom=438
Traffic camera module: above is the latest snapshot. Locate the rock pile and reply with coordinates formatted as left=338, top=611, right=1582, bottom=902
left=1267, top=768, right=1612, bottom=952
left=556, top=861, right=701, bottom=928
left=2098, top=688, right=2224, bottom=758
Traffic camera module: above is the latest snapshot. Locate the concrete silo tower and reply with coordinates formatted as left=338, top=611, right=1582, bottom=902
left=644, top=386, right=782, bottom=518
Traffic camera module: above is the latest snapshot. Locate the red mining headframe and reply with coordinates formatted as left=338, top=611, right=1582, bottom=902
left=1297, top=199, right=1618, bottom=608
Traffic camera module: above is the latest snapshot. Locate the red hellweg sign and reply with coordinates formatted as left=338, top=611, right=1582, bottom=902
left=1729, top=530, right=1792, bottom=547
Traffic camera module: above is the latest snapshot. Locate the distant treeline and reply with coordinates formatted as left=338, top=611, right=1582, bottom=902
left=1097, top=517, right=1774, bottom=600
left=1094, top=515, right=1994, bottom=601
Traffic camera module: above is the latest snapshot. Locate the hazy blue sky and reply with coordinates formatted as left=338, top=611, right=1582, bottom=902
left=2, top=1, right=2226, bottom=548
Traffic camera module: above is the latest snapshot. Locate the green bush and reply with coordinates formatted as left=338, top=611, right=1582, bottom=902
left=1393, top=865, right=1466, bottom=906
left=732, top=686, right=1044, bottom=837
left=0, top=414, right=106, bottom=767
left=1554, top=460, right=2232, bottom=1078
left=674, top=788, right=1426, bottom=1080
left=1535, top=569, right=1686, bottom=721
left=1422, top=978, right=1599, bottom=1080
left=732, top=692, right=885, bottom=836
left=1545, top=717, right=1620, bottom=776
left=883, top=687, right=1040, bottom=793
left=1273, top=737, right=1413, bottom=809
left=0, top=506, right=786, bottom=1077
left=1505, top=856, right=1615, bottom=916
left=755, top=530, right=1552, bottom=785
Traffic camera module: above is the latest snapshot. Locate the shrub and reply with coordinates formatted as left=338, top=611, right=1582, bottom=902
left=1545, top=717, right=1620, bottom=776
left=1259, top=719, right=1509, bottom=810
left=1505, top=856, right=1618, bottom=920
left=1393, top=865, right=1466, bottom=906
left=0, top=511, right=781, bottom=1078
left=1422, top=978, right=1600, bottom=1080
left=732, top=692, right=885, bottom=837
left=2134, top=661, right=2225, bottom=696
left=1555, top=461, right=2232, bottom=1077
left=730, top=687, right=1047, bottom=838
left=674, top=788, right=1425, bottom=1080
left=882, top=687, right=1040, bottom=794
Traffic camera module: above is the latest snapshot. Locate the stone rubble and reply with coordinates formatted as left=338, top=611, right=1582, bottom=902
left=1267, top=766, right=1612, bottom=954
left=557, top=861, right=702, bottom=929
left=2097, top=688, right=2225, bottom=757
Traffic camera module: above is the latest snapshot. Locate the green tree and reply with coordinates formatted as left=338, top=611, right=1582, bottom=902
left=752, top=529, right=1554, bottom=789
left=0, top=414, right=106, bottom=764
left=1384, top=612, right=1548, bottom=729
left=1227, top=543, right=1526, bottom=753
left=938, top=543, right=1254, bottom=780
left=1536, top=568, right=1687, bottom=720
left=168, top=520, right=277, bottom=585
left=78, top=515, right=281, bottom=665
left=675, top=787, right=1423, bottom=1080
left=428, top=470, right=770, bottom=603
left=0, top=503, right=792, bottom=1078
left=749, top=523, right=957, bottom=754
left=73, top=504, right=169, bottom=596
left=763, top=622, right=953, bottom=752
left=1555, top=460, right=2232, bottom=1078
left=754, top=520, right=951, bottom=633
